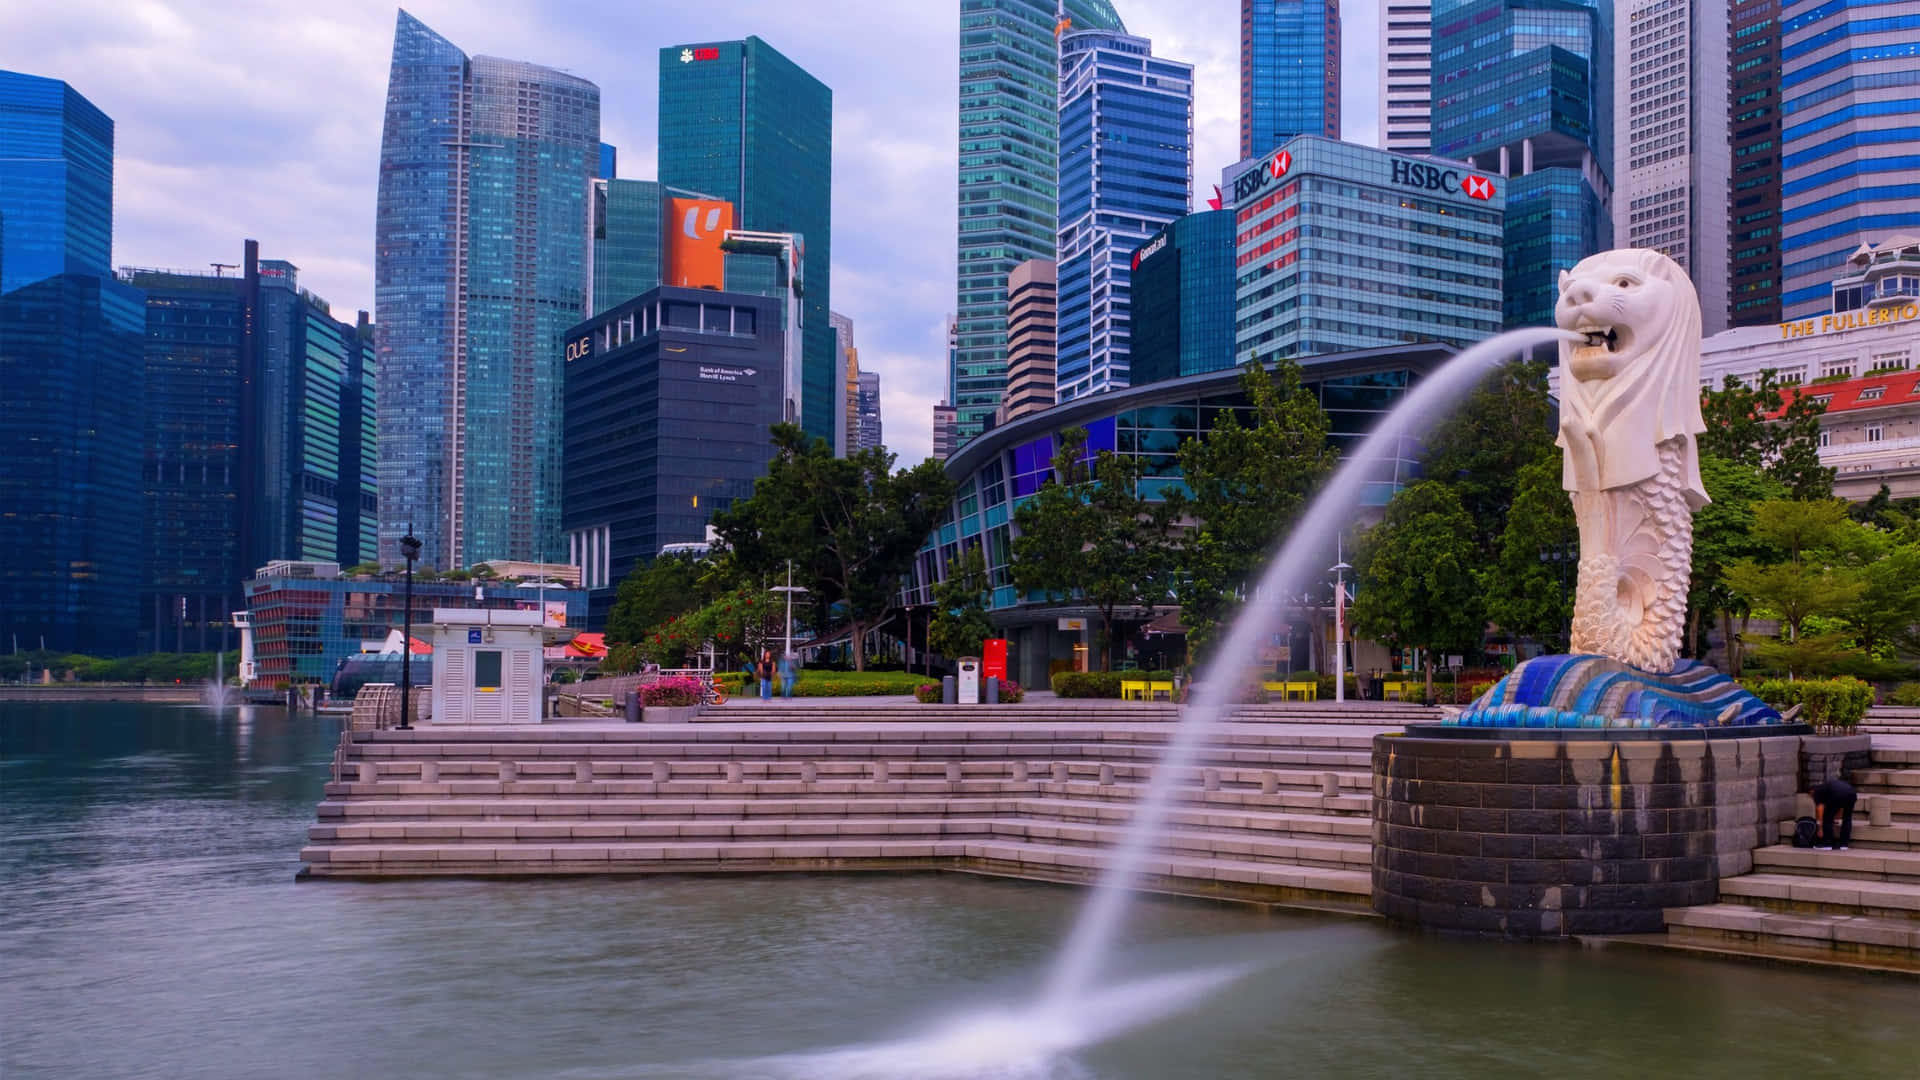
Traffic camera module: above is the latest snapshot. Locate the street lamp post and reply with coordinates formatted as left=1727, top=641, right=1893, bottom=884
left=398, top=527, right=422, bottom=730
left=1330, top=559, right=1352, bottom=704
left=769, top=560, right=808, bottom=665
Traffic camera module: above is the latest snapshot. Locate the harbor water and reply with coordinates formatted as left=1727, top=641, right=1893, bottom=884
left=3, top=702, right=1916, bottom=1078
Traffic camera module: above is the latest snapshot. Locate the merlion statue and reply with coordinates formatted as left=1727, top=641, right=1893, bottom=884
left=1553, top=249, right=1708, bottom=674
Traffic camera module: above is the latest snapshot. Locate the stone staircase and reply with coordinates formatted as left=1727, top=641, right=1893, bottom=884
left=299, top=705, right=1414, bottom=914
left=1658, top=741, right=1920, bottom=974
left=1861, top=706, right=1920, bottom=736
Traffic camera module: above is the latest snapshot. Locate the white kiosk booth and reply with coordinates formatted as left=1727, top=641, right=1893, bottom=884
left=429, top=608, right=573, bottom=725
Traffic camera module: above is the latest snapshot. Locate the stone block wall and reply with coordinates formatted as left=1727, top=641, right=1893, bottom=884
left=1372, top=732, right=1801, bottom=937
left=1800, top=734, right=1872, bottom=788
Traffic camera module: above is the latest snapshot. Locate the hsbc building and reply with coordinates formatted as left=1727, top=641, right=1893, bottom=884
left=1227, top=135, right=1506, bottom=367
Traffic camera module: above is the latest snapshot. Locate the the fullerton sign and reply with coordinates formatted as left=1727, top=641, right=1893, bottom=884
left=1780, top=303, right=1920, bottom=339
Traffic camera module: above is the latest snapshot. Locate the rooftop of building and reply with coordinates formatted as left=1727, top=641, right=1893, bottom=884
left=1780, top=369, right=1920, bottom=416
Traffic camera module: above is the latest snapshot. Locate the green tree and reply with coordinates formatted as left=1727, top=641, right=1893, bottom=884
left=928, top=548, right=996, bottom=661
left=1844, top=543, right=1920, bottom=657
left=1419, top=360, right=1556, bottom=555
left=1171, top=359, right=1337, bottom=660
left=1699, top=370, right=1833, bottom=499
left=1480, top=449, right=1578, bottom=647
left=714, top=424, right=952, bottom=671
left=1686, top=455, right=1789, bottom=672
left=605, top=553, right=709, bottom=646
left=1723, top=498, right=1870, bottom=676
left=1012, top=427, right=1178, bottom=670
left=1348, top=481, right=1485, bottom=696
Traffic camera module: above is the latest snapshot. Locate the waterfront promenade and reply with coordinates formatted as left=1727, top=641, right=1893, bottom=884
left=299, top=700, right=1920, bottom=975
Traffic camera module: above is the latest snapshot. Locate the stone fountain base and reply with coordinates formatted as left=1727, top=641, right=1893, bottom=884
left=1455, top=654, right=1782, bottom=729
left=1371, top=726, right=1808, bottom=937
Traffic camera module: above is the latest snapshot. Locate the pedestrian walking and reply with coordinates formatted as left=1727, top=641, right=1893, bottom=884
left=779, top=653, right=798, bottom=699
left=756, top=650, right=774, bottom=701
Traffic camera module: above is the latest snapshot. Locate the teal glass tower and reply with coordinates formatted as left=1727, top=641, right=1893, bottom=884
left=1431, top=0, right=1612, bottom=329
left=1128, top=210, right=1237, bottom=387
left=0, top=71, right=144, bottom=655
left=374, top=11, right=600, bottom=569
left=658, top=38, right=832, bottom=443
left=1240, top=0, right=1342, bottom=159
left=954, top=0, right=1126, bottom=443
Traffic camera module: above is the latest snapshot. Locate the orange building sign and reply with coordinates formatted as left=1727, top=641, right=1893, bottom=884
left=666, top=197, right=733, bottom=289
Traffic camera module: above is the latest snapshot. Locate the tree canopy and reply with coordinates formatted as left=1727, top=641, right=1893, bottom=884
left=1699, top=370, right=1833, bottom=499
left=712, top=424, right=952, bottom=671
left=1348, top=481, right=1485, bottom=690
left=1171, top=360, right=1337, bottom=658
left=928, top=547, right=995, bottom=661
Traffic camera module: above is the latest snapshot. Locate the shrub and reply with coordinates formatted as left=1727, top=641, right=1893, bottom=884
left=716, top=671, right=749, bottom=695
left=998, top=679, right=1025, bottom=703
left=1468, top=680, right=1497, bottom=703
left=1051, top=671, right=1126, bottom=698
left=1888, top=682, right=1920, bottom=707
left=1313, top=673, right=1360, bottom=700
left=915, top=683, right=943, bottom=704
left=1751, top=676, right=1874, bottom=731
left=640, top=676, right=704, bottom=707
left=786, top=670, right=925, bottom=697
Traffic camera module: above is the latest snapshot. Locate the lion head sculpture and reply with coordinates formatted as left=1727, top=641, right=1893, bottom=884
left=1553, top=248, right=1709, bottom=509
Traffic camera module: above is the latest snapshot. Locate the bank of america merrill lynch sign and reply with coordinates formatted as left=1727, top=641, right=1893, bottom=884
left=1231, top=148, right=1497, bottom=205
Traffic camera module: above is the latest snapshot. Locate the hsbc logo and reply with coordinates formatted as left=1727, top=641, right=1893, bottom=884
left=1232, top=149, right=1294, bottom=204
left=1393, top=159, right=1495, bottom=201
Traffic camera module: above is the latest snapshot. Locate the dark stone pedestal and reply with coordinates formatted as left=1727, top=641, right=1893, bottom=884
left=1372, top=728, right=1803, bottom=937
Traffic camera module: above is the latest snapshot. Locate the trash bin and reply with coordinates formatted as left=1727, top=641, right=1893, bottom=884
left=956, top=657, right=981, bottom=704
left=626, top=689, right=641, bottom=724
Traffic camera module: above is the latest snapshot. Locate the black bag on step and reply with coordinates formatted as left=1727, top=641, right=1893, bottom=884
left=1792, top=816, right=1819, bottom=848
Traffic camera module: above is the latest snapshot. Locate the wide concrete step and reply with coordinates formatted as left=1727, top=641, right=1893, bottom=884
left=1854, top=767, right=1920, bottom=793
left=299, top=836, right=1376, bottom=902
left=1717, top=871, right=1920, bottom=918
left=1661, top=903, right=1920, bottom=973
left=307, top=807, right=1374, bottom=849
left=1753, top=844, right=1920, bottom=881
left=347, top=727, right=1384, bottom=752
left=343, top=744, right=1375, bottom=771
left=1774, top=819, right=1920, bottom=850
left=306, top=816, right=1369, bottom=871
left=312, top=785, right=1370, bottom=824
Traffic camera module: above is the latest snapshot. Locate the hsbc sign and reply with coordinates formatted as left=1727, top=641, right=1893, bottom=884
left=1391, top=159, right=1496, bottom=201
left=1231, top=149, right=1293, bottom=204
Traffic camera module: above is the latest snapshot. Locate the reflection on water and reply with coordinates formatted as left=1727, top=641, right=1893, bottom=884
left=3, top=703, right=1917, bottom=1078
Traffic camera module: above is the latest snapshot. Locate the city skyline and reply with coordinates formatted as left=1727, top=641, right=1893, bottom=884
left=0, top=0, right=1390, bottom=465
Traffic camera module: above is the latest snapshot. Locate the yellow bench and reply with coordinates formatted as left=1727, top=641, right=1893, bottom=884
left=1380, top=678, right=1416, bottom=701
left=1261, top=679, right=1318, bottom=701
left=1121, top=678, right=1177, bottom=701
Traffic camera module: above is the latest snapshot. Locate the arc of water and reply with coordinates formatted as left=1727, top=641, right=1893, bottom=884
left=1041, top=326, right=1578, bottom=1010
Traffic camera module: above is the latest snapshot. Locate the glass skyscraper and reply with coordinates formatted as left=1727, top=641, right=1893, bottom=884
left=374, top=12, right=599, bottom=570
left=1431, top=0, right=1613, bottom=329
left=1730, top=0, right=1785, bottom=326
left=123, top=245, right=376, bottom=652
left=954, top=0, right=1126, bottom=443
left=0, top=72, right=144, bottom=656
left=1128, top=210, right=1237, bottom=386
left=0, top=71, right=113, bottom=295
left=1054, top=30, right=1192, bottom=401
left=658, top=37, right=832, bottom=444
left=1241, top=1, right=1342, bottom=158
left=1777, top=0, right=1920, bottom=319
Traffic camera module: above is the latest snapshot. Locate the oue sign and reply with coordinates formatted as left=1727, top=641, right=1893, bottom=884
left=565, top=335, right=592, bottom=362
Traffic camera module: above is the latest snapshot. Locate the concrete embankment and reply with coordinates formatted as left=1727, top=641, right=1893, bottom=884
left=0, top=685, right=205, bottom=704
left=299, top=701, right=1430, bottom=914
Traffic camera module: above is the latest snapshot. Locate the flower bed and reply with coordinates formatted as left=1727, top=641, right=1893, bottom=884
left=640, top=677, right=704, bottom=707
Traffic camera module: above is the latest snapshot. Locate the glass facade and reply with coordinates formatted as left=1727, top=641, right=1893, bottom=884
left=1128, top=210, right=1237, bottom=386
left=955, top=0, right=1127, bottom=443
left=1240, top=0, right=1342, bottom=159
left=910, top=345, right=1451, bottom=684
left=658, top=38, right=832, bottom=445
left=1431, top=0, right=1613, bottom=328
left=1730, top=0, right=1784, bottom=326
left=244, top=569, right=585, bottom=689
left=562, top=287, right=785, bottom=627
left=374, top=12, right=600, bottom=570
left=1055, top=31, right=1194, bottom=402
left=1232, top=137, right=1505, bottom=362
left=0, top=71, right=112, bottom=295
left=0, top=273, right=147, bottom=655
left=1777, top=0, right=1920, bottom=319
left=123, top=249, right=378, bottom=653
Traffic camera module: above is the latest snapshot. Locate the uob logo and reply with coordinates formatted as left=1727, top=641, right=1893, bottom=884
left=683, top=205, right=725, bottom=241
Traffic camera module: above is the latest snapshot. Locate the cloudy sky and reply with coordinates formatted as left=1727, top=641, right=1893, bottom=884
left=1, top=1, right=1384, bottom=464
